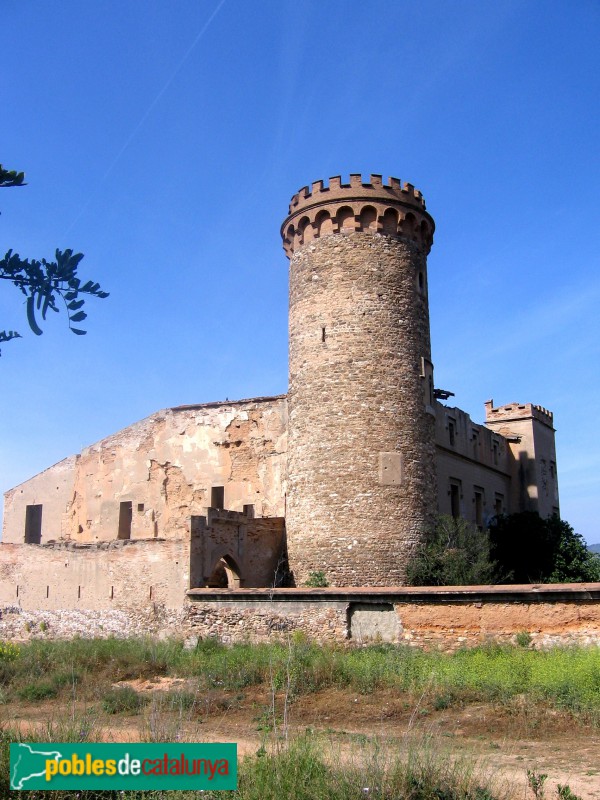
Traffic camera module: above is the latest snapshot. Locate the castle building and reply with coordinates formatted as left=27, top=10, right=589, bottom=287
left=1, top=175, right=559, bottom=593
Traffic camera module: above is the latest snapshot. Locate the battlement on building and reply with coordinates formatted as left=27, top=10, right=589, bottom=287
left=288, top=174, right=427, bottom=214
left=281, top=173, right=434, bottom=258
left=484, top=400, right=554, bottom=428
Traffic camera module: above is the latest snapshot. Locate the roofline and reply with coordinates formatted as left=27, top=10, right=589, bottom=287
left=171, top=394, right=287, bottom=412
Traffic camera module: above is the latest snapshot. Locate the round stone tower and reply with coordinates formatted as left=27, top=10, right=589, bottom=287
left=281, top=173, right=437, bottom=586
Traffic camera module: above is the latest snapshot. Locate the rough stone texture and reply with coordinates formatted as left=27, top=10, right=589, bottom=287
left=283, top=175, right=437, bottom=586
left=3, top=584, right=600, bottom=650
left=185, top=585, right=600, bottom=650
left=185, top=601, right=346, bottom=644
left=0, top=607, right=187, bottom=642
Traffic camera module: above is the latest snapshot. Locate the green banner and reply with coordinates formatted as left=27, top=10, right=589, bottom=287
left=10, top=742, right=237, bottom=790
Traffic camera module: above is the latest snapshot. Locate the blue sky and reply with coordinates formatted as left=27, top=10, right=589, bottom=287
left=1, top=1, right=599, bottom=541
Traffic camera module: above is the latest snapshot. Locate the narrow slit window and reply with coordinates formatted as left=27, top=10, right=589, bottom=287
left=450, top=482, right=461, bottom=519
left=474, top=489, right=484, bottom=529
left=321, top=326, right=326, bottom=343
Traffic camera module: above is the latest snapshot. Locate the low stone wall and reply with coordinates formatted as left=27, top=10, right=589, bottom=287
left=186, top=584, right=600, bottom=650
left=186, top=596, right=347, bottom=644
left=3, top=579, right=600, bottom=649
left=0, top=606, right=187, bottom=642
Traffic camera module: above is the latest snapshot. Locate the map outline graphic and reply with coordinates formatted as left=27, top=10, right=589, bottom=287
left=10, top=742, right=63, bottom=790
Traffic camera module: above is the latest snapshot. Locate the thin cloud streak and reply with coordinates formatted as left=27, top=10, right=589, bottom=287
left=63, top=0, right=227, bottom=237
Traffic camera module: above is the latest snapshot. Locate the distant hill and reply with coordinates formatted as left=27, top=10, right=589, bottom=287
left=588, top=544, right=600, bottom=554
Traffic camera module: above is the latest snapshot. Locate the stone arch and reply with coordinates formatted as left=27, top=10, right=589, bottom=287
left=359, top=205, right=378, bottom=232
left=402, top=212, right=416, bottom=238
left=381, top=207, right=399, bottom=235
left=315, top=209, right=333, bottom=237
left=207, top=554, right=243, bottom=588
left=297, top=216, right=313, bottom=245
left=336, top=205, right=356, bottom=232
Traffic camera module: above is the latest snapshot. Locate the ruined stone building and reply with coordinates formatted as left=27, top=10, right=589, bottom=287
left=1, top=174, right=559, bottom=608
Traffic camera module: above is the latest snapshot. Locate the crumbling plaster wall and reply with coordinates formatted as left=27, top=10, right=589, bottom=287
left=3, top=397, right=287, bottom=545
left=2, top=456, right=78, bottom=544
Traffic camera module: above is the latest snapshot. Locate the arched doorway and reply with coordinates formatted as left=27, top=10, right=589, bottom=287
left=206, top=555, right=242, bottom=588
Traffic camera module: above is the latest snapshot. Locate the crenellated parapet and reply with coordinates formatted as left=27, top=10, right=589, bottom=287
left=485, top=400, right=554, bottom=429
left=281, top=173, right=435, bottom=258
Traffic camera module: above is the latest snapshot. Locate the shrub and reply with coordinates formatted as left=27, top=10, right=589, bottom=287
left=489, top=512, right=600, bottom=584
left=406, top=516, right=499, bottom=586
left=305, top=571, right=329, bottom=587
left=516, top=631, right=532, bottom=648
left=0, top=642, right=19, bottom=662
left=102, top=686, right=148, bottom=715
left=17, top=682, right=57, bottom=701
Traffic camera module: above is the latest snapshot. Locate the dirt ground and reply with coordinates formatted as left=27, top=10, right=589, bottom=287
left=4, top=678, right=599, bottom=799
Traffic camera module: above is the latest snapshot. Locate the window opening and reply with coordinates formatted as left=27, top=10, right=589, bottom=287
left=118, top=501, right=133, bottom=540
left=492, top=441, right=499, bottom=466
left=494, top=494, right=504, bottom=516
left=211, top=486, right=225, bottom=509
left=474, top=489, right=484, bottom=529
left=448, top=419, right=456, bottom=447
left=24, top=504, right=42, bottom=544
left=450, top=483, right=461, bottom=519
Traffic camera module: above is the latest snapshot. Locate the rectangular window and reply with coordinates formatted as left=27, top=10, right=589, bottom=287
left=24, top=504, right=43, bottom=544
left=450, top=482, right=461, bottom=519
left=243, top=504, right=255, bottom=518
left=474, top=487, right=484, bottom=529
left=211, top=486, right=225, bottom=509
left=494, top=493, right=504, bottom=516
left=448, top=419, right=456, bottom=447
left=492, top=440, right=499, bottom=466
left=118, top=501, right=132, bottom=540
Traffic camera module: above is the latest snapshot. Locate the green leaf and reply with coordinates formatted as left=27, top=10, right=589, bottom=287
left=26, top=296, right=43, bottom=335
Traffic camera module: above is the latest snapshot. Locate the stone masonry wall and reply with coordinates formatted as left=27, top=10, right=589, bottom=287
left=3, top=583, right=600, bottom=650
left=186, top=585, right=600, bottom=651
left=285, top=231, right=437, bottom=586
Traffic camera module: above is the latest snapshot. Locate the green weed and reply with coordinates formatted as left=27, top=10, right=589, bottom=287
left=102, top=686, right=148, bottom=715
